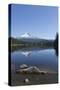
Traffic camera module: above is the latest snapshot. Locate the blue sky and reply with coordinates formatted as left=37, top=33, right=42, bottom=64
left=11, top=4, right=58, bottom=40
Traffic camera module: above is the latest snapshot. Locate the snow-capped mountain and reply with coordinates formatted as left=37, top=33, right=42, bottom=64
left=20, top=33, right=36, bottom=39
left=21, top=33, right=31, bottom=38
left=18, top=32, right=44, bottom=43
left=12, top=32, right=52, bottom=44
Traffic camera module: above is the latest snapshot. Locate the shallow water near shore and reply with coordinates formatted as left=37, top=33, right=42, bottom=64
left=11, top=48, right=58, bottom=86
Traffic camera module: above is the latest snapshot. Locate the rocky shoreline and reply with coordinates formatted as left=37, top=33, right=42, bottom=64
left=16, top=64, right=57, bottom=75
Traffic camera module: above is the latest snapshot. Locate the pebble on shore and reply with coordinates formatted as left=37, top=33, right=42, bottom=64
left=24, top=78, right=29, bottom=83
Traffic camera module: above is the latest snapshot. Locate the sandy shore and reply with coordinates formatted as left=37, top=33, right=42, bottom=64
left=11, top=71, right=58, bottom=86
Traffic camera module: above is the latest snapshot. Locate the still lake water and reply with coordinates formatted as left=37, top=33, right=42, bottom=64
left=11, top=48, right=58, bottom=72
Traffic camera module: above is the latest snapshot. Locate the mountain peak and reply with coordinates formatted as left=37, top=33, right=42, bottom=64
left=21, top=33, right=32, bottom=38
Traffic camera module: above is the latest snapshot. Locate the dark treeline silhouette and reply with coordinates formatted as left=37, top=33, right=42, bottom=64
left=54, top=33, right=58, bottom=56
left=9, top=33, right=58, bottom=56
left=9, top=37, right=54, bottom=52
left=9, top=37, right=53, bottom=48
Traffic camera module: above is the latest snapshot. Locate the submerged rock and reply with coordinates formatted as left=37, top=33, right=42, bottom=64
left=40, top=71, right=47, bottom=75
left=16, top=64, right=48, bottom=74
left=20, top=64, right=28, bottom=69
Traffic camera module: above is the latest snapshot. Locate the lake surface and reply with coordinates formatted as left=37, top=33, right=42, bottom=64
left=11, top=48, right=58, bottom=85
left=11, top=48, right=58, bottom=86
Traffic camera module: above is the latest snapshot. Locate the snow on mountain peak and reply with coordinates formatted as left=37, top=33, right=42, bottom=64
left=21, top=33, right=32, bottom=38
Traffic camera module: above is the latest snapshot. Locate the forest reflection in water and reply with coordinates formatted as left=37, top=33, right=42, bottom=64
left=11, top=46, right=58, bottom=56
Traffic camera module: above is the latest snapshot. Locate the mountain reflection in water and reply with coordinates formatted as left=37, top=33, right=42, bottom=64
left=11, top=47, right=58, bottom=57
